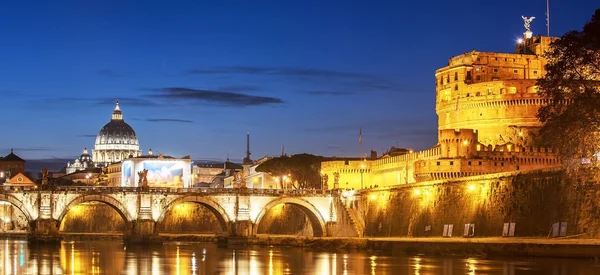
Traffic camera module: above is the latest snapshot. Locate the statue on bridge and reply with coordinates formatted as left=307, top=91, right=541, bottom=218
left=137, top=169, right=149, bottom=188
left=333, top=172, right=340, bottom=190
left=239, top=168, right=247, bottom=190
left=41, top=168, right=49, bottom=186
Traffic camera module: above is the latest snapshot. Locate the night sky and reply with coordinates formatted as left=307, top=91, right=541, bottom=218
left=0, top=1, right=597, bottom=162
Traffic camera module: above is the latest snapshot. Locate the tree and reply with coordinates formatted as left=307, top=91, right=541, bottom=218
left=255, top=154, right=325, bottom=189
left=537, top=9, right=600, bottom=168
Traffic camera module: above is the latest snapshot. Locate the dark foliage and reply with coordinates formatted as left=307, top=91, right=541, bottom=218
left=537, top=9, right=600, bottom=168
left=255, top=154, right=325, bottom=189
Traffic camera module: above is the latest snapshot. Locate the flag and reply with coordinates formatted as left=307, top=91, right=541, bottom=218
left=359, top=128, right=362, bottom=144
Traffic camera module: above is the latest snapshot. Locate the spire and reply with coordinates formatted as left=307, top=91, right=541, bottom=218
left=111, top=99, right=123, bottom=120
left=243, top=133, right=252, bottom=165
left=10, top=148, right=13, bottom=154
left=83, top=147, right=89, bottom=155
left=281, top=144, right=285, bottom=156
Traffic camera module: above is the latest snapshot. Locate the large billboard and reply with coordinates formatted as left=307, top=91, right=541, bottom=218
left=141, top=160, right=187, bottom=187
left=122, top=160, right=134, bottom=187
left=122, top=158, right=191, bottom=188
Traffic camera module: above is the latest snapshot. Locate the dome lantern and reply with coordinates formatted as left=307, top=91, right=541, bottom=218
left=112, top=100, right=123, bottom=120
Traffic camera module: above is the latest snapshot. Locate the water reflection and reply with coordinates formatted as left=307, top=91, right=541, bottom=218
left=0, top=239, right=599, bottom=274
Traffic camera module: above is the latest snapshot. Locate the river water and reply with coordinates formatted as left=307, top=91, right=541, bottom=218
left=1, top=239, right=599, bottom=274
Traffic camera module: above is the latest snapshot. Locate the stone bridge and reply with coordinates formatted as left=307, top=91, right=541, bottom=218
left=0, top=186, right=359, bottom=241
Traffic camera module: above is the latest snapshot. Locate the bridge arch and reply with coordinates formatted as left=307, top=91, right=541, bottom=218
left=57, top=194, right=134, bottom=225
left=253, top=197, right=327, bottom=237
left=157, top=196, right=231, bottom=233
left=0, top=194, right=34, bottom=223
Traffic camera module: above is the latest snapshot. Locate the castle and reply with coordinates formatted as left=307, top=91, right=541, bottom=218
left=321, top=30, right=562, bottom=190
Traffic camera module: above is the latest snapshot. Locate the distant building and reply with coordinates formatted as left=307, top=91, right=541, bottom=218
left=0, top=149, right=25, bottom=180
left=60, top=168, right=102, bottom=185
left=65, top=147, right=95, bottom=174
left=193, top=160, right=242, bottom=187
left=224, top=156, right=278, bottom=189
left=4, top=172, right=35, bottom=187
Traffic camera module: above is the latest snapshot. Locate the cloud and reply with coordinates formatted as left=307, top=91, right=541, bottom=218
left=185, top=66, right=423, bottom=95
left=145, top=118, right=193, bottom=123
left=2, top=147, right=53, bottom=152
left=97, top=69, right=129, bottom=78
left=304, top=90, right=354, bottom=96
left=50, top=97, right=159, bottom=107
left=96, top=97, right=158, bottom=106
left=187, top=66, right=375, bottom=79
left=219, top=85, right=262, bottom=92
left=148, top=87, right=284, bottom=106
left=77, top=134, right=97, bottom=138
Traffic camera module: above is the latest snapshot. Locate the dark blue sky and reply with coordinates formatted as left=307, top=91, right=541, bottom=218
left=0, top=1, right=597, bottom=161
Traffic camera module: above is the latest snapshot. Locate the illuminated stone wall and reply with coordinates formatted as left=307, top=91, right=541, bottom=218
left=321, top=160, right=372, bottom=190
left=358, top=169, right=600, bottom=238
left=255, top=204, right=313, bottom=236
left=0, top=203, right=28, bottom=231
left=157, top=203, right=223, bottom=233
left=60, top=202, right=127, bottom=232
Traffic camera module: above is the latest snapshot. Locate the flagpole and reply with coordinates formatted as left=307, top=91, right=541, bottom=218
left=546, top=0, right=550, bottom=37
left=359, top=127, right=363, bottom=159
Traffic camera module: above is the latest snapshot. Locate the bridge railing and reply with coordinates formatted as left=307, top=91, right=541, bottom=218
left=0, top=185, right=340, bottom=197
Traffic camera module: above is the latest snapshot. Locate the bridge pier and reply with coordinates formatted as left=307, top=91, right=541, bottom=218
left=28, top=219, right=61, bottom=243
left=124, top=219, right=159, bottom=244
left=230, top=220, right=253, bottom=237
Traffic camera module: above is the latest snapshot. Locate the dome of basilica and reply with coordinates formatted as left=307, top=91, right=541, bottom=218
left=92, top=101, right=142, bottom=165
left=95, top=118, right=139, bottom=146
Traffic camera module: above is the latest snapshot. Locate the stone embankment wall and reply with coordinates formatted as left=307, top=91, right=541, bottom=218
left=157, top=203, right=223, bottom=233
left=358, top=169, right=600, bottom=238
left=256, top=204, right=313, bottom=236
left=60, top=202, right=127, bottom=232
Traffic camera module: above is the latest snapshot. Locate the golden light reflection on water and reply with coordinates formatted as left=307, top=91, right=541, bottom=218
left=0, top=239, right=598, bottom=274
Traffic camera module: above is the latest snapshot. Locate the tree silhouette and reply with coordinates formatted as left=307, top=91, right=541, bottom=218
left=537, top=9, right=600, bottom=168
left=255, top=154, right=325, bottom=189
